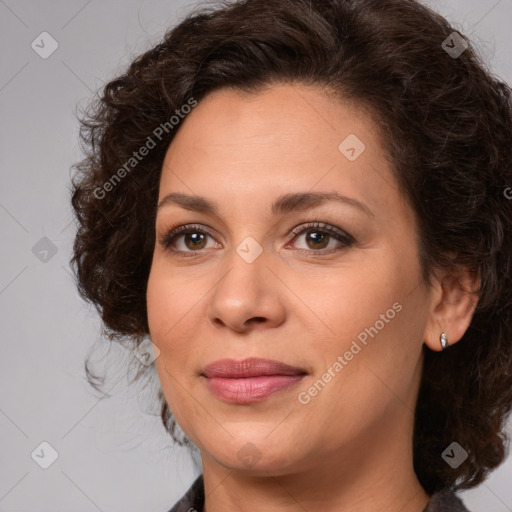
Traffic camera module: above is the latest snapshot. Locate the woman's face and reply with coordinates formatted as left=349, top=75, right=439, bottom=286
left=147, top=83, right=434, bottom=475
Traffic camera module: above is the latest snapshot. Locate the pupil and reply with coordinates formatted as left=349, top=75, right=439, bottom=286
left=187, top=233, right=205, bottom=248
left=308, top=231, right=328, bottom=248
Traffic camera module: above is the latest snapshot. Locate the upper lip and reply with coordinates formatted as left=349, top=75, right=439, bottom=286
left=202, top=357, right=308, bottom=378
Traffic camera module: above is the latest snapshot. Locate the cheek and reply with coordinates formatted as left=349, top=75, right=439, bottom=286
left=146, top=268, right=167, bottom=339
left=304, top=249, right=423, bottom=389
left=146, top=259, right=204, bottom=367
left=147, top=264, right=196, bottom=425
left=308, top=267, right=402, bottom=347
left=146, top=259, right=187, bottom=339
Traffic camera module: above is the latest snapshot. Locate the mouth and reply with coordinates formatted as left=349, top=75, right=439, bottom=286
left=201, top=357, right=308, bottom=404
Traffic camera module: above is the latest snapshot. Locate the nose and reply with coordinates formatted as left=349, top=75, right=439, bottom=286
left=205, top=246, right=286, bottom=333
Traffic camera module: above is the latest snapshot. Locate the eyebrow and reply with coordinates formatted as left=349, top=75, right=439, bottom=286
left=157, top=191, right=374, bottom=218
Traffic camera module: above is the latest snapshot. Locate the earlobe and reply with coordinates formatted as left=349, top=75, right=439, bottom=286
left=423, top=266, right=480, bottom=352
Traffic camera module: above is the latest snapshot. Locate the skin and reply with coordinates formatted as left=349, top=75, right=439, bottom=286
left=146, top=83, right=479, bottom=512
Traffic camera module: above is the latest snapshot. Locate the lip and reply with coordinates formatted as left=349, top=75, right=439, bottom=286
left=201, top=358, right=308, bottom=404
left=202, top=357, right=307, bottom=378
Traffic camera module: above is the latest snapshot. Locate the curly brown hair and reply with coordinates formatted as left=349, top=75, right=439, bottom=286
left=69, top=0, right=512, bottom=495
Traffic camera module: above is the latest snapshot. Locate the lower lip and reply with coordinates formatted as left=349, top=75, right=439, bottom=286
left=203, top=375, right=305, bottom=404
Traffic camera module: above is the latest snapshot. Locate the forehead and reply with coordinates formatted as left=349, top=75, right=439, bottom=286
left=158, top=84, right=405, bottom=220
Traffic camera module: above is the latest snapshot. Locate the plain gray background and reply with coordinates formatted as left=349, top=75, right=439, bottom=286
left=1, top=0, right=511, bottom=511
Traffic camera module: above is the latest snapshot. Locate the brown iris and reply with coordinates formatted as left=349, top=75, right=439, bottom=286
left=304, top=230, right=329, bottom=250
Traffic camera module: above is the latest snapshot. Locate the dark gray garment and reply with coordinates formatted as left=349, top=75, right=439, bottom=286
left=166, top=474, right=471, bottom=512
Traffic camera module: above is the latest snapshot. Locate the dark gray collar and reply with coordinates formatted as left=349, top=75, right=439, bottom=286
left=422, top=487, right=470, bottom=512
left=167, top=475, right=470, bottom=512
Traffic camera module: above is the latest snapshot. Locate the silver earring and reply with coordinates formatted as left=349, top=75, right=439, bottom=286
left=440, top=332, right=449, bottom=350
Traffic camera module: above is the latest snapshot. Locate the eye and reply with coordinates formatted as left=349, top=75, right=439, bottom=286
left=159, top=224, right=219, bottom=255
left=287, top=221, right=354, bottom=254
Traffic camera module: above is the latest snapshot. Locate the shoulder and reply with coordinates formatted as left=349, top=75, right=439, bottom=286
left=166, top=474, right=204, bottom=512
left=423, top=488, right=472, bottom=512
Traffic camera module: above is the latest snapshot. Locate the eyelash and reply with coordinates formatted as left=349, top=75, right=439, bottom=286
left=158, top=220, right=355, bottom=257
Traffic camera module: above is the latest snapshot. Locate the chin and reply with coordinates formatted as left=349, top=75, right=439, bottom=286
left=199, top=433, right=306, bottom=475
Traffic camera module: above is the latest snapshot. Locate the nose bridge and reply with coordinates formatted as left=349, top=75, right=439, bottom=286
left=218, top=196, right=271, bottom=279
left=216, top=234, right=268, bottom=302
left=206, top=234, right=283, bottom=329
left=235, top=234, right=266, bottom=265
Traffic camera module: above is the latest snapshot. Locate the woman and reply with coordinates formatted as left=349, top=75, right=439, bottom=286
left=70, top=0, right=512, bottom=511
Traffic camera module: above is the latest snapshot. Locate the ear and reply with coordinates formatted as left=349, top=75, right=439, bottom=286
left=423, top=264, right=480, bottom=352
